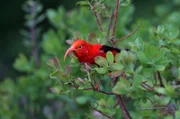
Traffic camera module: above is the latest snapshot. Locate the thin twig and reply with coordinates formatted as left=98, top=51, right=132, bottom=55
left=154, top=72, right=157, bottom=85
left=83, top=63, right=95, bottom=89
left=157, top=71, right=164, bottom=87
left=30, top=1, right=39, bottom=67
left=116, top=95, right=132, bottom=119
left=84, top=87, right=117, bottom=95
left=113, top=77, right=132, bottom=119
left=94, top=100, right=118, bottom=108
left=113, top=23, right=141, bottom=44
left=106, top=9, right=114, bottom=45
left=92, top=6, right=103, bottom=32
left=147, top=97, right=154, bottom=104
left=86, top=70, right=95, bottom=88
left=111, top=0, right=120, bottom=43
left=141, top=83, right=155, bottom=91
left=167, top=103, right=176, bottom=119
left=141, top=106, right=167, bottom=111
left=71, top=84, right=117, bottom=95
left=87, top=102, right=113, bottom=119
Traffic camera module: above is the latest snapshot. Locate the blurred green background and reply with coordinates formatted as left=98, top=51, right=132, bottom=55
left=0, top=0, right=79, bottom=80
left=0, top=0, right=180, bottom=119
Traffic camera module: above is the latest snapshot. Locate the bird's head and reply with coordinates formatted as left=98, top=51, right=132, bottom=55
left=64, top=40, right=92, bottom=61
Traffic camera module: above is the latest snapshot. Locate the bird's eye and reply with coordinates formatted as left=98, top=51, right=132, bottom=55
left=78, top=45, right=82, bottom=49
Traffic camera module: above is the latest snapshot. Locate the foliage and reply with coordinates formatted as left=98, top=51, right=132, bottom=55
left=0, top=0, right=180, bottom=119
left=47, top=0, right=180, bottom=119
left=0, top=1, right=67, bottom=119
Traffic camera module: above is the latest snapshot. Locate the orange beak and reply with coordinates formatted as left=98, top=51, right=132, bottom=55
left=64, top=46, right=76, bottom=61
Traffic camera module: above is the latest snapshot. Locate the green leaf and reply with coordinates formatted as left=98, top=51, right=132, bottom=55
left=49, top=70, right=60, bottom=79
left=135, top=38, right=144, bottom=50
left=47, top=59, right=55, bottom=68
left=76, top=96, right=88, bottom=105
left=128, top=42, right=138, bottom=51
left=107, top=71, right=123, bottom=78
left=143, top=68, right=154, bottom=78
left=133, top=74, right=144, bottom=87
left=42, top=30, right=64, bottom=55
left=94, top=56, right=108, bottom=67
left=112, top=79, right=130, bottom=95
left=115, top=53, right=122, bottom=63
left=155, top=87, right=166, bottom=94
left=106, top=51, right=114, bottom=64
left=121, top=0, right=131, bottom=6
left=13, top=53, right=32, bottom=72
left=111, top=63, right=124, bottom=70
left=135, top=65, right=143, bottom=73
left=167, top=27, right=179, bottom=39
left=178, top=67, right=180, bottom=80
left=164, top=116, right=175, bottom=119
left=146, top=46, right=158, bottom=59
left=119, top=50, right=134, bottom=64
left=69, top=58, right=80, bottom=67
left=76, top=1, right=90, bottom=6
left=165, top=85, right=176, bottom=97
left=156, top=25, right=165, bottom=35
left=137, top=51, right=147, bottom=63
left=46, top=7, right=65, bottom=28
left=155, top=65, right=165, bottom=71
left=50, top=85, right=63, bottom=94
left=94, top=67, right=107, bottom=74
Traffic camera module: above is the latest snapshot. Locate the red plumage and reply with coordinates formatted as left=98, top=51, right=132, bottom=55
left=64, top=40, right=120, bottom=64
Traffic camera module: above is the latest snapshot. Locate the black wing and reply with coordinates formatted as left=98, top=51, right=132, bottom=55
left=100, top=45, right=129, bottom=53
left=100, top=45, right=121, bottom=53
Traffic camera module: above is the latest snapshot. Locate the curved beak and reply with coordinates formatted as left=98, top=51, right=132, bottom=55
left=64, top=46, right=75, bottom=61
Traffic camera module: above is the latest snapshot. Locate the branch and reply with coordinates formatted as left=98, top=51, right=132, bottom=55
left=147, top=97, right=154, bottom=104
left=173, top=85, right=180, bottom=89
left=30, top=1, right=39, bottom=67
left=82, top=63, right=95, bottom=88
left=94, top=100, right=118, bottom=109
left=71, top=83, right=117, bottom=95
left=157, top=71, right=164, bottom=87
left=111, top=0, right=120, bottom=42
left=113, top=77, right=132, bottom=119
left=154, top=72, right=157, bottom=85
left=141, top=106, right=166, bottom=111
left=92, top=6, right=103, bottom=32
left=87, top=102, right=113, bottom=119
left=141, top=83, right=155, bottom=91
left=116, top=95, right=132, bottom=119
left=167, top=103, right=176, bottom=119
left=83, top=87, right=117, bottom=95
left=142, top=104, right=176, bottom=119
left=113, top=23, right=141, bottom=44
left=106, top=9, right=114, bottom=45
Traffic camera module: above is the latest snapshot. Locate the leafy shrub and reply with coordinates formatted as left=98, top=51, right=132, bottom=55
left=48, top=0, right=180, bottom=119
left=0, top=0, right=180, bottom=119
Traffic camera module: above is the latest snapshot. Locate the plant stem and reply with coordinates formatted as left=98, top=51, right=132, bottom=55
left=106, top=9, right=114, bottom=45
left=88, top=102, right=113, bottom=119
left=113, top=78, right=132, bottom=119
left=116, top=95, right=132, bottom=119
left=92, top=6, right=103, bottom=32
left=31, top=1, right=39, bottom=67
left=157, top=71, right=164, bottom=87
left=113, top=23, right=141, bottom=44
left=111, top=0, right=120, bottom=43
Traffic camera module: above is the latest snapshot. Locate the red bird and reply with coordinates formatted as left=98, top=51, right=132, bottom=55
left=64, top=40, right=121, bottom=64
